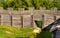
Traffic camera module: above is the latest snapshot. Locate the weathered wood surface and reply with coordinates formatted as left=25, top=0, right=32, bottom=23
left=0, top=7, right=60, bottom=28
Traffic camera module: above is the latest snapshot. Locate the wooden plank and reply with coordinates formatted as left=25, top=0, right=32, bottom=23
left=12, top=15, right=21, bottom=28
left=23, top=15, right=31, bottom=27
left=1, top=15, right=11, bottom=26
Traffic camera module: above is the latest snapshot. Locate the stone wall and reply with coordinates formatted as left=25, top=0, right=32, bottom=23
left=0, top=7, right=60, bottom=28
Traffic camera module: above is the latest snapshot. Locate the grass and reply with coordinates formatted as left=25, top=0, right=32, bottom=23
left=0, top=25, right=21, bottom=38
left=0, top=25, right=34, bottom=38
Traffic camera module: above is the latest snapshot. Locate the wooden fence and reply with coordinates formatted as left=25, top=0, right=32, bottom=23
left=0, top=7, right=60, bottom=28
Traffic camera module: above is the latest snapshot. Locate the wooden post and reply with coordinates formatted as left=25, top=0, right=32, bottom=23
left=21, top=15, right=23, bottom=28
left=42, top=15, right=44, bottom=28
left=54, top=16, right=56, bottom=21
left=31, top=15, right=33, bottom=27
left=0, top=15, right=1, bottom=25
left=11, top=15, right=12, bottom=26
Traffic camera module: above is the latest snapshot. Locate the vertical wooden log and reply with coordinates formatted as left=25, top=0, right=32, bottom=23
left=21, top=15, right=23, bottom=28
left=11, top=15, right=12, bottom=26
left=54, top=16, right=56, bottom=21
left=31, top=15, right=33, bottom=27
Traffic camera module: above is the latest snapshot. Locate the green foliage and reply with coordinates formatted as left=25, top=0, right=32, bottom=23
left=24, top=0, right=33, bottom=7
left=0, top=0, right=60, bottom=10
left=2, top=2, right=8, bottom=10
left=32, top=0, right=41, bottom=9
left=18, top=0, right=23, bottom=8
left=54, top=0, right=60, bottom=10
left=43, top=0, right=54, bottom=9
left=35, top=20, right=42, bottom=28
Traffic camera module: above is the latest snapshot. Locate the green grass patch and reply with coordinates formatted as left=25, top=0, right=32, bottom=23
left=0, top=25, right=34, bottom=38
